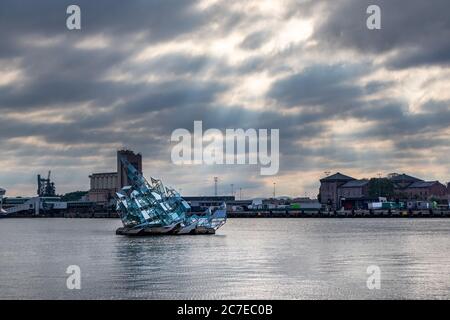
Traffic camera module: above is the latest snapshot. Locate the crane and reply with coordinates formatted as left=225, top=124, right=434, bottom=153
left=37, top=171, right=56, bottom=197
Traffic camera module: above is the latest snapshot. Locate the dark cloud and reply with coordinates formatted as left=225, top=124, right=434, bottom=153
left=268, top=64, right=367, bottom=109
left=240, top=31, right=271, bottom=50
left=0, top=0, right=206, bottom=57
left=388, top=43, right=450, bottom=69
left=364, top=80, right=394, bottom=95
left=119, top=80, right=228, bottom=115
left=0, top=41, right=131, bottom=111
left=1, top=0, right=449, bottom=196
left=394, top=136, right=450, bottom=150
left=314, top=0, right=450, bottom=68
left=361, top=103, right=450, bottom=138
left=0, top=80, right=227, bottom=146
left=0, top=78, right=123, bottom=111
left=139, top=53, right=219, bottom=75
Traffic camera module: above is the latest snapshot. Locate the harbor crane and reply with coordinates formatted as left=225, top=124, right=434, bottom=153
left=37, top=171, right=56, bottom=197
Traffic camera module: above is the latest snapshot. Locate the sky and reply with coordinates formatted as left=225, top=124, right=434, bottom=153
left=0, top=0, right=449, bottom=198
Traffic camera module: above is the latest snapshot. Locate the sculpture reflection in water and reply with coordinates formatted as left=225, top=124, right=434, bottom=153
left=115, top=157, right=227, bottom=235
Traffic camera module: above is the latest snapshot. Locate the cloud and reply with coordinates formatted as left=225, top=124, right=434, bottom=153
left=240, top=31, right=271, bottom=50
left=268, top=64, right=367, bottom=109
left=0, top=0, right=207, bottom=56
left=0, top=0, right=449, bottom=197
left=313, top=0, right=450, bottom=69
left=355, top=100, right=450, bottom=138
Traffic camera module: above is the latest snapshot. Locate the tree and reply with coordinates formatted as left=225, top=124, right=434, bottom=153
left=368, top=178, right=395, bottom=198
left=61, top=191, right=88, bottom=202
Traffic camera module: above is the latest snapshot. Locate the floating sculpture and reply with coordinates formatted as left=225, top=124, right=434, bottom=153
left=115, top=157, right=226, bottom=235
left=0, top=187, right=6, bottom=215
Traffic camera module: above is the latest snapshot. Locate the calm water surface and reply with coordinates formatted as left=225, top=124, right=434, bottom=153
left=0, top=218, right=449, bottom=299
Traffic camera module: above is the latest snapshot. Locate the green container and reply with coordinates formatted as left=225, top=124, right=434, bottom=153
left=291, top=203, right=301, bottom=209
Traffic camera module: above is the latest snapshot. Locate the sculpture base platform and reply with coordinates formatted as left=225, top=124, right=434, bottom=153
left=116, top=226, right=216, bottom=236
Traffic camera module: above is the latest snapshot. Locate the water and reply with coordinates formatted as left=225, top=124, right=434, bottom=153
left=0, top=218, right=449, bottom=299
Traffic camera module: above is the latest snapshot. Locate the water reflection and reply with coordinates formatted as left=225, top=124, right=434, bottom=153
left=0, top=218, right=449, bottom=299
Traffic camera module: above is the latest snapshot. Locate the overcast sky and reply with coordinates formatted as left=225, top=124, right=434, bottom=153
left=1, top=0, right=449, bottom=198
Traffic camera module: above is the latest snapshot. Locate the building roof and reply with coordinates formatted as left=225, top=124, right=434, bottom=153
left=389, top=173, right=423, bottom=183
left=320, top=172, right=355, bottom=182
left=407, top=181, right=441, bottom=188
left=184, top=196, right=235, bottom=201
left=340, top=179, right=369, bottom=188
left=90, top=172, right=117, bottom=176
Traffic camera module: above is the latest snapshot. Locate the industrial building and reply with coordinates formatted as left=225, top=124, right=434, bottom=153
left=183, top=196, right=236, bottom=212
left=2, top=149, right=241, bottom=217
left=87, top=172, right=118, bottom=203
left=87, top=150, right=142, bottom=205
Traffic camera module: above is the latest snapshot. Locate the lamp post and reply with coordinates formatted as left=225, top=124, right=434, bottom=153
left=377, top=173, right=382, bottom=198
left=273, top=182, right=276, bottom=198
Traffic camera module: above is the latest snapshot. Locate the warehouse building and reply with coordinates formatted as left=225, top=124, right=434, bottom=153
left=87, top=150, right=142, bottom=205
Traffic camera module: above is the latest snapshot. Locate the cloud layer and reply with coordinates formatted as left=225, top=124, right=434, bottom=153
left=1, top=0, right=449, bottom=197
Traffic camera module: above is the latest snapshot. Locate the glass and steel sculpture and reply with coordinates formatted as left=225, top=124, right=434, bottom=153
left=115, top=157, right=227, bottom=235
left=0, top=187, right=6, bottom=215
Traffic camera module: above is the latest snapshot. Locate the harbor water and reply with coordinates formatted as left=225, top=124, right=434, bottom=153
left=0, top=218, right=449, bottom=299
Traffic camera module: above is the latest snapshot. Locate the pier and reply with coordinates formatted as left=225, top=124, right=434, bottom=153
left=227, top=209, right=450, bottom=218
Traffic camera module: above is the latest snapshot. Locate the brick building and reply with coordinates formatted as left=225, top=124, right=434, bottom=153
left=319, top=172, right=355, bottom=209
left=390, top=173, right=448, bottom=200
left=319, top=172, right=449, bottom=209
left=338, top=179, right=369, bottom=199
left=402, top=181, right=447, bottom=200
left=390, top=173, right=422, bottom=192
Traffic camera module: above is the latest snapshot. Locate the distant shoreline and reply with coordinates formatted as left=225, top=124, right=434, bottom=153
left=3, top=209, right=450, bottom=219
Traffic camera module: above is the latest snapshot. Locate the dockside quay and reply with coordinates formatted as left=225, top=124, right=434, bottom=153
left=1, top=152, right=450, bottom=219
